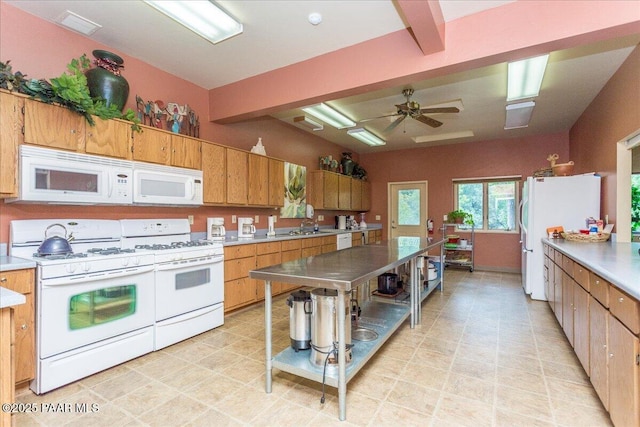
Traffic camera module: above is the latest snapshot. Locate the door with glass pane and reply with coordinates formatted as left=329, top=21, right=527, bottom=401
left=388, top=181, right=428, bottom=238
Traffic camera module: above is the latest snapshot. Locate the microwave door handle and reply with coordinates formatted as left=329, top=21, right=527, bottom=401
left=107, top=171, right=113, bottom=197
left=187, top=179, right=195, bottom=200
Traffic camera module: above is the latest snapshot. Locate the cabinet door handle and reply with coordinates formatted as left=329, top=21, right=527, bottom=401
left=0, top=277, right=6, bottom=283
left=618, top=297, right=624, bottom=303
left=609, top=353, right=614, bottom=358
left=20, top=324, right=27, bottom=330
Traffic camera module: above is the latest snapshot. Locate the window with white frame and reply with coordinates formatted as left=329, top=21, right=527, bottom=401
left=453, top=176, right=521, bottom=232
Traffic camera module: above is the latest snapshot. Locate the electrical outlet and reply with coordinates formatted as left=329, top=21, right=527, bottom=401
left=231, top=215, right=237, bottom=224
left=443, top=214, right=448, bottom=221
left=375, top=215, right=381, bottom=221
left=187, top=215, right=194, bottom=225
left=255, top=215, right=259, bottom=223
left=318, top=215, right=324, bottom=221
left=273, top=216, right=277, bottom=223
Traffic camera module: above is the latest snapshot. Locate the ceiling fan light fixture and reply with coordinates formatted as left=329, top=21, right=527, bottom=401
left=294, top=116, right=323, bottom=131
left=144, top=0, right=242, bottom=44
left=347, top=128, right=386, bottom=146
left=504, top=101, right=536, bottom=129
left=301, top=103, right=356, bottom=129
left=507, top=54, right=549, bottom=101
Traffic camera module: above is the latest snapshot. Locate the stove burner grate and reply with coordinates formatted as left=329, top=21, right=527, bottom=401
left=134, top=241, right=214, bottom=251
left=33, top=252, right=88, bottom=260
left=87, top=247, right=136, bottom=255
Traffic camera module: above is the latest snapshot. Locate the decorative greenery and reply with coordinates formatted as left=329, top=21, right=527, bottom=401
left=447, top=209, right=474, bottom=225
left=0, top=56, right=140, bottom=132
left=632, top=175, right=640, bottom=231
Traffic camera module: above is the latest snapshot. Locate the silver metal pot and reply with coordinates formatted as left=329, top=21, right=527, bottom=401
left=37, top=224, right=73, bottom=256
left=286, top=290, right=312, bottom=351
left=310, top=288, right=352, bottom=368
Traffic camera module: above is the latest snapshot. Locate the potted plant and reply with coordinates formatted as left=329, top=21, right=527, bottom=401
left=447, top=209, right=471, bottom=224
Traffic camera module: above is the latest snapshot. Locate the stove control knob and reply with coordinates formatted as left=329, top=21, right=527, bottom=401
left=121, top=258, right=130, bottom=267
left=65, top=264, right=77, bottom=274
left=81, top=263, right=91, bottom=272
left=132, top=257, right=140, bottom=265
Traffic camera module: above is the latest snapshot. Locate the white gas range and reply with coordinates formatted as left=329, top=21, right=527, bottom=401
left=120, top=219, right=224, bottom=350
left=9, top=218, right=224, bottom=394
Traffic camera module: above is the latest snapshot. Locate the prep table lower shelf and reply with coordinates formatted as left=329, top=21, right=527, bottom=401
left=272, top=301, right=409, bottom=387
left=273, top=278, right=442, bottom=387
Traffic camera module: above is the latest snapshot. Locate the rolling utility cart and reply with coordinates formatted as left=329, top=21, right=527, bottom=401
left=443, top=223, right=475, bottom=272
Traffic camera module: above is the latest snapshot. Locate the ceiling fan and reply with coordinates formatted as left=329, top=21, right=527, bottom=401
left=360, top=88, right=460, bottom=132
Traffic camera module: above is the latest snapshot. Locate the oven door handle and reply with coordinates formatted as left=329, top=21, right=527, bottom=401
left=42, top=265, right=155, bottom=287
left=155, top=255, right=224, bottom=271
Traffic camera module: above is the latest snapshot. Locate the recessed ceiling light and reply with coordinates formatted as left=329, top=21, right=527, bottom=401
left=55, top=10, right=102, bottom=35
left=504, top=101, right=536, bottom=129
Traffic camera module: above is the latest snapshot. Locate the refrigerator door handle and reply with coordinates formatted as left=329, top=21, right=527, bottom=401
left=518, top=199, right=527, bottom=235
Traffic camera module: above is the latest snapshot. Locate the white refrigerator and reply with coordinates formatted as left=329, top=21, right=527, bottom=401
left=520, top=174, right=601, bottom=300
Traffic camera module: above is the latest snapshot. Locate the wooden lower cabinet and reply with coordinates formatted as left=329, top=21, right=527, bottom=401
left=301, top=237, right=323, bottom=258
left=224, top=245, right=256, bottom=311
left=609, top=314, right=639, bottom=427
left=0, top=269, right=35, bottom=385
left=279, top=240, right=301, bottom=293
left=0, top=307, right=14, bottom=427
left=255, top=242, right=282, bottom=300
left=590, top=297, right=610, bottom=409
left=544, top=243, right=640, bottom=426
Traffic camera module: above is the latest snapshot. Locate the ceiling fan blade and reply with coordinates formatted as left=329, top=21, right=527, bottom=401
left=385, top=115, right=406, bottom=132
left=359, top=113, right=400, bottom=123
left=419, top=107, right=460, bottom=114
left=414, top=114, right=443, bottom=128
left=395, top=103, right=410, bottom=112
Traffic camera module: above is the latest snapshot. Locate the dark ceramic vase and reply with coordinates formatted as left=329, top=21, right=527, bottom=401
left=85, top=50, right=129, bottom=112
left=341, top=152, right=354, bottom=176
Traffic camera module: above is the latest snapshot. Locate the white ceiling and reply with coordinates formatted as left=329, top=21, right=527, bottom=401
left=6, top=0, right=639, bottom=153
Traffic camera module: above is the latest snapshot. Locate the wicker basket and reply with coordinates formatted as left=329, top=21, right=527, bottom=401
left=561, top=232, right=610, bottom=243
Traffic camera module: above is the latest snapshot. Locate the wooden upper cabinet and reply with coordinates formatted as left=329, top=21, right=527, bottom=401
left=268, top=158, right=284, bottom=207
left=338, top=174, right=351, bottom=210
left=85, top=118, right=131, bottom=159
left=0, top=92, right=22, bottom=197
left=171, top=134, right=201, bottom=169
left=248, top=153, right=269, bottom=205
left=226, top=147, right=248, bottom=205
left=202, top=142, right=226, bottom=204
left=132, top=125, right=171, bottom=164
left=23, top=98, right=85, bottom=152
left=361, top=180, right=371, bottom=211
left=308, top=170, right=339, bottom=210
left=351, top=178, right=362, bottom=211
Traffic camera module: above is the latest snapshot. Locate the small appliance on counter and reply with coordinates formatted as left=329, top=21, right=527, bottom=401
left=267, top=215, right=276, bottom=238
left=206, top=217, right=226, bottom=240
left=237, top=217, right=256, bottom=238
left=335, top=215, right=347, bottom=230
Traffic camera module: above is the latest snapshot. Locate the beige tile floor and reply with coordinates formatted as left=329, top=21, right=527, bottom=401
left=13, top=270, right=613, bottom=426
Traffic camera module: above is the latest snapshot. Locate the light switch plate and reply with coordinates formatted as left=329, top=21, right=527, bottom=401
left=318, top=215, right=324, bottom=221
left=232, top=215, right=237, bottom=224
left=187, top=215, right=194, bottom=225
left=375, top=215, right=381, bottom=220
left=255, top=215, right=259, bottom=223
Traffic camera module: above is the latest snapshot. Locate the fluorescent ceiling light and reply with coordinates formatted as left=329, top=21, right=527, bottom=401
left=507, top=54, right=549, bottom=101
left=412, top=130, right=474, bottom=143
left=55, top=10, right=102, bottom=35
left=144, top=1, right=242, bottom=44
left=294, top=116, right=323, bottom=131
left=504, top=101, right=535, bottom=129
left=347, top=128, right=386, bottom=146
left=301, top=103, right=356, bottom=129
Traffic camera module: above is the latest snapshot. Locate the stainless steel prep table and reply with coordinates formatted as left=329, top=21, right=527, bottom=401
left=249, top=236, right=445, bottom=421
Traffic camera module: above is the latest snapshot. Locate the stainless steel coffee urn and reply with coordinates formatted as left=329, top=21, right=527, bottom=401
left=310, top=288, right=352, bottom=368
left=286, top=290, right=312, bottom=351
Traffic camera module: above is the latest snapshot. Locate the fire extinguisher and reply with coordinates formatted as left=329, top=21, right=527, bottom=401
left=427, top=218, right=434, bottom=234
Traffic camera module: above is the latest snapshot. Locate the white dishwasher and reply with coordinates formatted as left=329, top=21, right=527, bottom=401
left=336, top=233, right=352, bottom=250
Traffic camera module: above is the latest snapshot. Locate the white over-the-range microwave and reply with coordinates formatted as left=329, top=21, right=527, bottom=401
left=7, top=145, right=203, bottom=206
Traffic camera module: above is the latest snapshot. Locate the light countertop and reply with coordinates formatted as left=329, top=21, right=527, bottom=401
left=220, top=226, right=380, bottom=246
left=0, top=255, right=37, bottom=272
left=0, top=286, right=26, bottom=308
left=544, top=238, right=640, bottom=300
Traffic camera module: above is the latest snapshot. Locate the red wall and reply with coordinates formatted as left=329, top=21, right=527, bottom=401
left=360, top=133, right=570, bottom=271
left=569, top=45, right=640, bottom=226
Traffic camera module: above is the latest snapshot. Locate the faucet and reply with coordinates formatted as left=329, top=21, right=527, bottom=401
left=300, top=218, right=316, bottom=233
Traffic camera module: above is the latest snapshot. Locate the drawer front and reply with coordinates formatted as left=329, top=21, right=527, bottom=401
left=256, top=241, right=281, bottom=255
left=256, top=252, right=281, bottom=268
left=0, top=269, right=34, bottom=294
left=590, top=272, right=610, bottom=308
left=301, top=246, right=322, bottom=258
left=281, top=249, right=301, bottom=263
left=573, top=263, right=590, bottom=292
left=610, top=286, right=640, bottom=335
left=562, top=255, right=574, bottom=277
left=224, top=256, right=256, bottom=281
left=554, top=250, right=563, bottom=265
left=281, top=239, right=301, bottom=251
left=224, top=244, right=256, bottom=259
left=302, top=237, right=322, bottom=249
